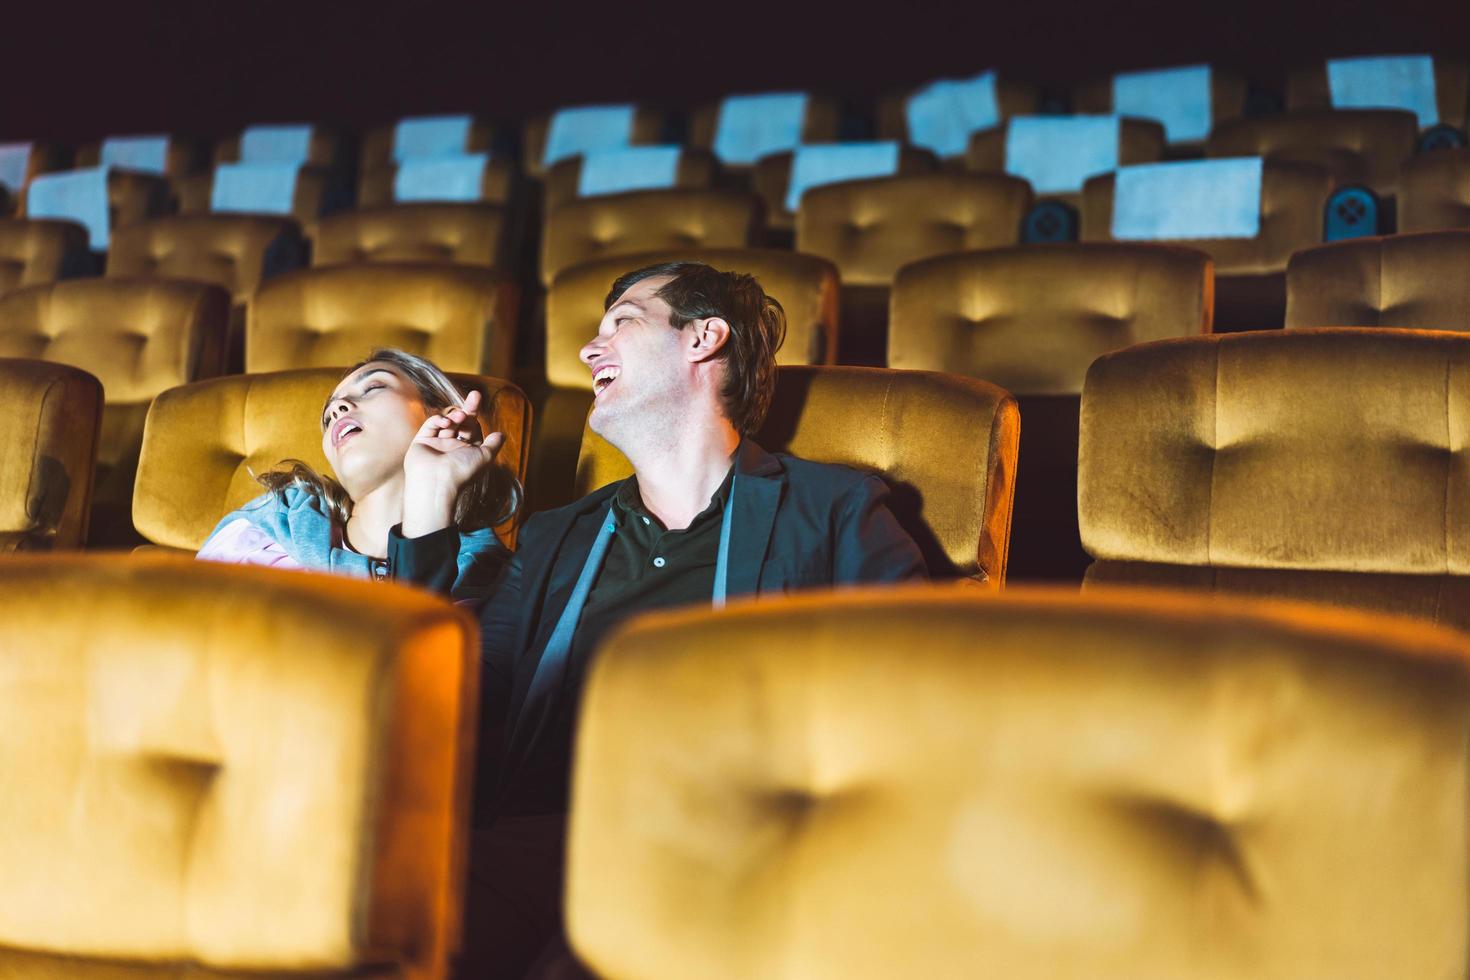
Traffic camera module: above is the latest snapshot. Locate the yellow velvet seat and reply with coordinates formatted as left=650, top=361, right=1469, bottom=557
left=133, top=368, right=531, bottom=553
left=0, top=218, right=90, bottom=295
left=1072, top=67, right=1249, bottom=146
left=1081, top=159, right=1332, bottom=330
left=521, top=107, right=665, bottom=179
left=874, top=78, right=1042, bottom=149
left=1286, top=57, right=1470, bottom=131
left=0, top=554, right=477, bottom=980
left=890, top=242, right=1211, bottom=581
left=1207, top=110, right=1419, bottom=198
left=795, top=172, right=1032, bottom=364
left=0, top=278, right=230, bottom=547
left=576, top=365, right=1019, bottom=585
left=1285, top=230, right=1470, bottom=329
left=966, top=118, right=1167, bottom=204
left=543, top=148, right=719, bottom=214
left=751, top=146, right=934, bottom=235
left=1399, top=147, right=1470, bottom=232
left=175, top=165, right=342, bottom=227
left=357, top=157, right=517, bottom=209
left=1078, top=328, right=1470, bottom=631
left=0, top=358, right=103, bottom=552
left=540, top=188, right=762, bottom=287
left=245, top=263, right=518, bottom=377
left=528, top=248, right=840, bottom=510
left=568, top=583, right=1470, bottom=979
left=309, top=204, right=511, bottom=270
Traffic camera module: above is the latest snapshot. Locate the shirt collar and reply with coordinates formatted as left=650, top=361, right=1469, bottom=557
left=613, top=462, right=735, bottom=530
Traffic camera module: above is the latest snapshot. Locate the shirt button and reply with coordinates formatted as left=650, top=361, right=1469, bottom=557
left=642, top=516, right=651, bottom=525
left=652, top=556, right=666, bottom=568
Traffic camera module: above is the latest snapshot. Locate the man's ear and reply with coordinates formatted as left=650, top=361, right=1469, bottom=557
left=687, top=317, right=731, bottom=363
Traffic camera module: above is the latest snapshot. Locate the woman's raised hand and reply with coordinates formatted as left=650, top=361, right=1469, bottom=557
left=401, top=389, right=504, bottom=537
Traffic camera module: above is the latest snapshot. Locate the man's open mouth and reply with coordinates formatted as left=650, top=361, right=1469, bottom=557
left=593, top=364, right=620, bottom=395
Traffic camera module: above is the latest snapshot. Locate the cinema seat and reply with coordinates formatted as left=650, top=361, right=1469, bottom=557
left=357, top=156, right=517, bottom=208
left=1207, top=110, right=1419, bottom=199
left=1073, top=66, right=1249, bottom=147
left=890, top=243, right=1211, bottom=581
left=1081, top=159, right=1332, bottom=329
left=522, top=106, right=665, bottom=178
left=576, top=365, right=1019, bottom=585
left=796, top=172, right=1032, bottom=364
left=543, top=148, right=718, bottom=212
left=752, top=146, right=933, bottom=236
left=0, top=554, right=477, bottom=980
left=309, top=204, right=511, bottom=270
left=1399, top=147, right=1470, bottom=232
left=133, top=367, right=531, bottom=552
left=0, top=358, right=102, bottom=551
left=0, top=218, right=90, bottom=295
left=528, top=248, right=840, bottom=510
left=246, top=263, right=517, bottom=378
left=1285, top=230, right=1470, bottom=329
left=1286, top=56, right=1470, bottom=131
left=107, top=214, right=306, bottom=370
left=1078, top=328, right=1470, bottom=631
left=966, top=118, right=1167, bottom=202
left=0, top=279, right=228, bottom=547
left=541, top=188, right=761, bottom=287
left=568, top=584, right=1470, bottom=979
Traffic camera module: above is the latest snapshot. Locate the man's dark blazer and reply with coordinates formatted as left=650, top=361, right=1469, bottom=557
left=390, top=439, right=926, bottom=812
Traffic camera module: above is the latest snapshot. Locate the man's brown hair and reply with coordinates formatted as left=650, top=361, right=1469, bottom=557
left=605, top=261, right=787, bottom=434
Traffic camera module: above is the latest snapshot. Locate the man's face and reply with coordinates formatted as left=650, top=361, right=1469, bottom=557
left=580, top=275, right=693, bottom=443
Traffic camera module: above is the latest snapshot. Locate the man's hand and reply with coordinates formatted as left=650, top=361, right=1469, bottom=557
left=401, top=389, right=504, bottom=537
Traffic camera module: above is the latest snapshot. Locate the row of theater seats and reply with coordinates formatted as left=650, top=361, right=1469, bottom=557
left=7, top=507, right=1470, bottom=976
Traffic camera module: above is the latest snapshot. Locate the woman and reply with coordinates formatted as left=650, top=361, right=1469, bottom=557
left=197, top=348, right=515, bottom=592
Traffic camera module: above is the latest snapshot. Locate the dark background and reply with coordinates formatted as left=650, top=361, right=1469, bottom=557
left=5, top=0, right=1466, bottom=141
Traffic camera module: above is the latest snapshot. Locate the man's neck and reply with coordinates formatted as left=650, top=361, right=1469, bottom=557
left=346, top=476, right=404, bottom=559
left=623, top=423, right=741, bottom=531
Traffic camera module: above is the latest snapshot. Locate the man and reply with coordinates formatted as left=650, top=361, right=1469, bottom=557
left=391, top=261, right=926, bottom=976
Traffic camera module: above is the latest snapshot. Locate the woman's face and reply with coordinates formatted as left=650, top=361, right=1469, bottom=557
left=321, top=361, right=434, bottom=499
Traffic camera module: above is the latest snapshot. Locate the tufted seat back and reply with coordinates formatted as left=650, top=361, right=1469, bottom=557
left=1399, top=148, right=1470, bottom=233
left=246, top=263, right=517, bottom=377
left=576, top=365, right=1019, bottom=584
left=0, top=278, right=231, bottom=544
left=541, top=188, right=761, bottom=286
left=568, top=584, right=1470, bottom=979
left=0, top=554, right=476, bottom=980
left=1081, top=159, right=1332, bottom=277
left=0, top=218, right=89, bottom=295
left=108, top=214, right=304, bottom=303
left=1078, top=328, right=1470, bottom=629
left=796, top=173, right=1032, bottom=287
left=0, top=358, right=102, bottom=551
left=1206, top=110, right=1419, bottom=197
left=133, top=367, right=531, bottom=552
left=1286, top=57, right=1470, bottom=130
left=546, top=247, right=839, bottom=389
left=891, top=243, right=1212, bottom=395
left=310, top=204, right=510, bottom=269
left=1286, top=230, right=1470, bottom=330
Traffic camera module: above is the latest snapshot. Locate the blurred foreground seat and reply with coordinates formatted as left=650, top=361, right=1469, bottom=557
left=0, top=554, right=477, bottom=980
left=1079, top=328, right=1470, bottom=631
left=890, top=243, right=1212, bottom=580
left=569, top=584, right=1470, bottom=979
left=133, top=368, right=531, bottom=553
left=0, top=358, right=102, bottom=551
left=576, top=365, right=1019, bottom=585
left=1286, top=230, right=1470, bottom=328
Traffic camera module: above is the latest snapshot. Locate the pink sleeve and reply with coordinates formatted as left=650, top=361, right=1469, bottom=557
left=196, top=518, right=304, bottom=570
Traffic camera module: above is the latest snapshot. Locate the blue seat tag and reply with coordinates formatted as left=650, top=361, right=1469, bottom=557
left=906, top=72, right=999, bottom=158
left=1328, top=55, right=1439, bottom=128
left=393, top=153, right=488, bottom=202
left=27, top=167, right=111, bottom=247
left=543, top=105, right=636, bottom=167
left=392, top=115, right=473, bottom=162
left=210, top=162, right=300, bottom=215
left=713, top=93, right=808, bottom=165
left=100, top=135, right=170, bottom=174
left=241, top=125, right=315, bottom=165
left=786, top=142, right=901, bottom=211
left=1112, top=65, right=1213, bottom=144
left=0, top=143, right=33, bottom=193
left=1112, top=157, right=1263, bottom=240
left=577, top=146, right=682, bottom=197
left=1005, top=116, right=1121, bottom=194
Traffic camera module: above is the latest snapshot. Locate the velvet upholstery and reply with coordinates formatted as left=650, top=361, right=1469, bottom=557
left=0, top=358, right=102, bottom=551
left=357, top=158, right=516, bottom=209
left=108, top=215, right=304, bottom=303
left=751, top=147, right=934, bottom=234
left=1286, top=57, right=1470, bottom=130
left=1078, top=328, right=1470, bottom=630
left=568, top=583, right=1470, bottom=979
left=575, top=365, right=1019, bottom=584
left=1206, top=110, right=1419, bottom=198
left=1285, top=231, right=1470, bottom=330
left=245, top=264, right=517, bottom=378
left=543, top=149, right=718, bottom=213
left=0, top=554, right=477, bottom=980
left=1072, top=68, right=1250, bottom=141
left=540, top=189, right=761, bottom=287
left=132, top=368, right=531, bottom=552
left=520, top=108, right=664, bottom=179
left=309, top=204, right=510, bottom=270
left=0, top=218, right=89, bottom=295
left=0, top=279, right=230, bottom=546
left=1399, top=148, right=1470, bottom=233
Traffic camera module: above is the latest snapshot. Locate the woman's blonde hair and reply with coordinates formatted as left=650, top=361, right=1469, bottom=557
left=256, top=348, right=522, bottom=531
